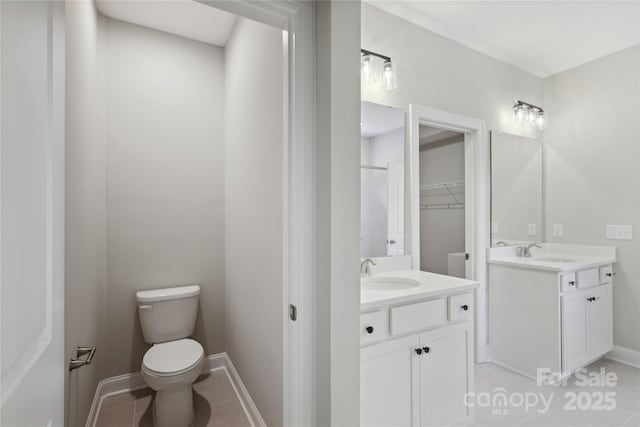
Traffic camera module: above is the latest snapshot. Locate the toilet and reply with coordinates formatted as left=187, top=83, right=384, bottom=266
left=136, top=284, right=204, bottom=427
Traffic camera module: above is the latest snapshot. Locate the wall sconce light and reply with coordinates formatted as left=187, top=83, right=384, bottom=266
left=513, top=100, right=545, bottom=130
left=361, top=49, right=397, bottom=91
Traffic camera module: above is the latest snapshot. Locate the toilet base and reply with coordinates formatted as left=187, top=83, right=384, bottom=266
left=153, top=386, right=195, bottom=427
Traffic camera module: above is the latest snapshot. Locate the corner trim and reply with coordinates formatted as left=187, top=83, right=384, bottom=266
left=85, top=352, right=265, bottom=427
left=605, top=345, right=640, bottom=368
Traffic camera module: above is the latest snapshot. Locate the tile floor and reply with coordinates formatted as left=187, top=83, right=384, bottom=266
left=95, top=369, right=251, bottom=427
left=95, top=358, right=639, bottom=427
left=468, top=359, right=640, bottom=427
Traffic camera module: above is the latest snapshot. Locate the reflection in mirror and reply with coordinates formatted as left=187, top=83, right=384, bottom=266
left=360, top=101, right=405, bottom=258
left=490, top=131, right=542, bottom=247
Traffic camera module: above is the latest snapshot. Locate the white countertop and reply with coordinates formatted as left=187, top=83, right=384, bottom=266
left=361, top=269, right=479, bottom=311
left=487, top=243, right=616, bottom=272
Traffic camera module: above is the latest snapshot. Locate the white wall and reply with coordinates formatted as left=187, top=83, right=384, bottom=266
left=543, top=46, right=640, bottom=352
left=316, top=1, right=362, bottom=425
left=104, top=18, right=226, bottom=376
left=419, top=139, right=465, bottom=274
left=362, top=3, right=543, bottom=139
left=65, top=1, right=106, bottom=424
left=224, top=17, right=283, bottom=427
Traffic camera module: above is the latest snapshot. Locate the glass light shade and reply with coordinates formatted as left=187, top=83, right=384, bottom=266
left=527, top=108, right=538, bottom=124
left=361, top=54, right=378, bottom=86
left=514, top=104, right=526, bottom=123
left=383, top=60, right=397, bottom=91
left=536, top=111, right=546, bottom=130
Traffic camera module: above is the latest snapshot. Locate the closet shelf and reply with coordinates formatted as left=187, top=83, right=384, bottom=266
left=421, top=203, right=465, bottom=210
left=420, top=180, right=465, bottom=210
left=419, top=180, right=464, bottom=193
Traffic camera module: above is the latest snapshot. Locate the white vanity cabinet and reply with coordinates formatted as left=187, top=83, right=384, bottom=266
left=562, top=279, right=612, bottom=372
left=490, top=262, right=614, bottom=380
left=360, top=292, right=474, bottom=427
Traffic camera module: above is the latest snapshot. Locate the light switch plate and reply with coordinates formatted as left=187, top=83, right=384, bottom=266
left=606, top=225, right=632, bottom=240
left=553, top=224, right=563, bottom=238
left=528, top=224, right=537, bottom=236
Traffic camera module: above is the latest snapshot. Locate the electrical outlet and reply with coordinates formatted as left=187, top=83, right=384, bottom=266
left=606, top=225, right=633, bottom=240
left=528, top=224, right=537, bottom=236
left=553, top=224, right=563, bottom=238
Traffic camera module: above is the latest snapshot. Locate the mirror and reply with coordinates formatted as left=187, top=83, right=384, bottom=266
left=490, top=131, right=542, bottom=246
left=360, top=101, right=405, bottom=258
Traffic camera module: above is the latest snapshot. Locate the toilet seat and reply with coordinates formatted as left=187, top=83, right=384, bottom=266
left=143, top=338, right=204, bottom=377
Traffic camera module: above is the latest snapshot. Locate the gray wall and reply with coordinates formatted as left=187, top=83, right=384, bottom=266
left=224, top=18, right=283, bottom=427
left=419, top=139, right=465, bottom=274
left=65, top=1, right=106, bottom=425
left=104, top=18, right=226, bottom=377
left=362, top=3, right=544, bottom=139
left=543, top=46, right=640, bottom=352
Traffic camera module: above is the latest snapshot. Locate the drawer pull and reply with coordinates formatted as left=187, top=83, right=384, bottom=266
left=606, top=273, right=613, bottom=277
left=461, top=305, right=469, bottom=311
left=365, top=326, right=374, bottom=334
left=415, top=348, right=422, bottom=355
left=569, top=281, right=575, bottom=286
left=422, top=346, right=430, bottom=353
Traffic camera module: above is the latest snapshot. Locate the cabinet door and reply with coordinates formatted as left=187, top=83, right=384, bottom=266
left=562, top=292, right=589, bottom=372
left=587, top=284, right=613, bottom=359
left=361, top=335, right=420, bottom=427
left=419, top=322, right=472, bottom=427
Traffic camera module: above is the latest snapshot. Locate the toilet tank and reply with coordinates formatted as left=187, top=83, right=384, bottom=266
left=136, top=285, right=200, bottom=344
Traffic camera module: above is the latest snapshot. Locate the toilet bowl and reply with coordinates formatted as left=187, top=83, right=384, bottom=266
left=136, top=285, right=203, bottom=427
left=142, top=339, right=204, bottom=427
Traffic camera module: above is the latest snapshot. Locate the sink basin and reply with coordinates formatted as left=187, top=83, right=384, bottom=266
left=530, top=255, right=578, bottom=263
left=362, top=277, right=420, bottom=291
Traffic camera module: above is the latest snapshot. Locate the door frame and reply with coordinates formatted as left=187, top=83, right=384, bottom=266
left=408, top=104, right=490, bottom=362
left=197, top=1, right=315, bottom=426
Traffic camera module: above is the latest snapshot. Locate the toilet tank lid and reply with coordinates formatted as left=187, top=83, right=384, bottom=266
left=136, top=285, right=200, bottom=303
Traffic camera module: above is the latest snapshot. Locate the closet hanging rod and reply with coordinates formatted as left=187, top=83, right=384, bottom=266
left=361, top=165, right=387, bottom=171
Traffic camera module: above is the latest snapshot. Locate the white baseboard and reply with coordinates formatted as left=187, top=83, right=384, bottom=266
left=85, top=352, right=265, bottom=427
left=605, top=345, right=640, bottom=368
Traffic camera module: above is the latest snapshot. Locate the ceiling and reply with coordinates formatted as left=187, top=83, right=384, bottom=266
left=419, top=126, right=463, bottom=146
left=95, top=0, right=237, bottom=47
left=361, top=101, right=405, bottom=138
left=365, top=1, right=640, bottom=78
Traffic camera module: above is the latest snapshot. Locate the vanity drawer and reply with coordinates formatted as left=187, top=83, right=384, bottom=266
left=577, top=268, right=599, bottom=289
left=360, top=310, right=388, bottom=345
left=600, top=265, right=613, bottom=284
left=449, top=292, right=473, bottom=322
left=560, top=272, right=577, bottom=292
left=390, top=298, right=447, bottom=336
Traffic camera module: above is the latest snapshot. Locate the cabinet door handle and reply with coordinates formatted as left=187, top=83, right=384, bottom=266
left=568, top=281, right=575, bottom=286
left=606, top=273, right=613, bottom=277
left=365, top=326, right=374, bottom=334
left=422, top=346, right=430, bottom=353
left=415, top=348, right=422, bottom=355
left=461, top=304, right=469, bottom=311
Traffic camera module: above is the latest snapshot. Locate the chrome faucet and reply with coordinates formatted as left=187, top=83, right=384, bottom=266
left=360, top=258, right=377, bottom=278
left=523, top=243, right=542, bottom=257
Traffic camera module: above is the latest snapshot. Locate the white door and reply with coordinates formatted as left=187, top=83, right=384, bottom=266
left=419, top=323, right=470, bottom=427
left=561, top=292, right=589, bottom=372
left=1, top=1, right=65, bottom=425
left=360, top=335, right=419, bottom=427
left=387, top=161, right=405, bottom=256
left=587, top=285, right=613, bottom=359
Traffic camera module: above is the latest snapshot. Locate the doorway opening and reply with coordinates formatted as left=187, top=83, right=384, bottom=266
left=418, top=127, right=466, bottom=278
